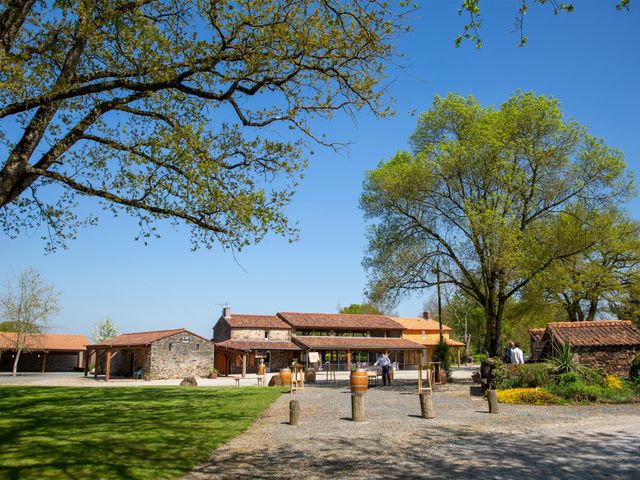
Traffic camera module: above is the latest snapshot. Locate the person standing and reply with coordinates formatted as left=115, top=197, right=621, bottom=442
left=512, top=343, right=525, bottom=364
left=374, top=352, right=392, bottom=386
left=504, top=341, right=515, bottom=363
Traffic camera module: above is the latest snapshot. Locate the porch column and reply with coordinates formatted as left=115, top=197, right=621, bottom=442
left=105, top=348, right=112, bottom=382
left=457, top=348, right=461, bottom=366
left=84, top=349, right=90, bottom=377
left=41, top=351, right=48, bottom=373
left=241, top=352, right=247, bottom=378
left=94, top=349, right=100, bottom=379
left=346, top=350, right=351, bottom=371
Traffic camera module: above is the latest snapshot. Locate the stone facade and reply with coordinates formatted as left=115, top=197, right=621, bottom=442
left=230, top=328, right=290, bottom=341
left=149, top=332, right=214, bottom=380
left=107, top=347, right=151, bottom=378
left=576, top=347, right=638, bottom=378
left=270, top=350, right=295, bottom=370
left=213, top=319, right=231, bottom=342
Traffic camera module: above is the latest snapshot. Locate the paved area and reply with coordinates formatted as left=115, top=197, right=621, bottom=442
left=186, top=369, right=640, bottom=480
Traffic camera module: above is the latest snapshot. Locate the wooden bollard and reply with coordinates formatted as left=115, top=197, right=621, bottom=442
left=351, top=393, right=365, bottom=422
left=289, top=399, right=300, bottom=425
left=419, top=391, right=435, bottom=419
left=487, top=389, right=499, bottom=414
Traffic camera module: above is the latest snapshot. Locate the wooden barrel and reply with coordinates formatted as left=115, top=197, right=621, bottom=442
left=305, top=369, right=316, bottom=383
left=280, top=368, right=292, bottom=387
left=350, top=369, right=368, bottom=394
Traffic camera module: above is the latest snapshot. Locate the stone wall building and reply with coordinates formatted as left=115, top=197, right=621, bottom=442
left=86, top=328, right=214, bottom=381
left=537, top=320, right=640, bottom=378
left=0, top=332, right=88, bottom=372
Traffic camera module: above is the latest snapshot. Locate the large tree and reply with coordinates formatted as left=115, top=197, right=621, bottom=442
left=361, top=92, right=634, bottom=356
left=533, top=208, right=640, bottom=322
left=0, top=0, right=407, bottom=251
left=0, top=268, right=60, bottom=375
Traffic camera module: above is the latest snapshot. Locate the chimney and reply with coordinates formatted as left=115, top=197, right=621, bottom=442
left=223, top=307, right=231, bottom=319
left=422, top=311, right=432, bottom=320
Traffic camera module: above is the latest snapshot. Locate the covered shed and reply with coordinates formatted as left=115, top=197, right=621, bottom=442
left=86, top=328, right=214, bottom=381
left=0, top=332, right=88, bottom=372
left=538, top=320, right=640, bottom=377
left=214, top=339, right=302, bottom=377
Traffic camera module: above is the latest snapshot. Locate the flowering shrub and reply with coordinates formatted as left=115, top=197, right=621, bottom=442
left=603, top=375, right=623, bottom=390
left=496, top=388, right=560, bottom=405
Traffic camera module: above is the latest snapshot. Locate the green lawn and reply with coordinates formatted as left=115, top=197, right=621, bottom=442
left=0, top=386, right=283, bottom=479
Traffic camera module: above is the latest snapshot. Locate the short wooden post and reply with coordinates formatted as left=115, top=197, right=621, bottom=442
left=351, top=394, right=365, bottom=422
left=289, top=399, right=300, bottom=426
left=487, top=389, right=499, bottom=414
left=419, top=391, right=435, bottom=419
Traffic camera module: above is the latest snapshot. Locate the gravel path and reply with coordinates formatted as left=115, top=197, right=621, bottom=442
left=185, top=374, right=640, bottom=480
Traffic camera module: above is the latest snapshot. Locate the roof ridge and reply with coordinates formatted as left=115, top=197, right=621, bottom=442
left=549, top=320, right=632, bottom=328
left=278, top=311, right=392, bottom=317
left=117, top=328, right=185, bottom=336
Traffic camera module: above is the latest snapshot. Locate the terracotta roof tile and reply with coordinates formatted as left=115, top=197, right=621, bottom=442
left=547, top=320, right=640, bottom=347
left=292, top=336, right=423, bottom=350
left=0, top=332, right=89, bottom=351
left=391, top=317, right=452, bottom=332
left=224, top=314, right=290, bottom=329
left=215, top=339, right=301, bottom=351
left=88, top=328, right=207, bottom=347
left=277, top=312, right=405, bottom=331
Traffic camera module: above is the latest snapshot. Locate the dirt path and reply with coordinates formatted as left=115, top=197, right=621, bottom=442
left=185, top=380, right=640, bottom=479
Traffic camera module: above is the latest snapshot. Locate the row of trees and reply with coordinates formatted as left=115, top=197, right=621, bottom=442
left=362, top=92, right=639, bottom=357
left=0, top=269, right=117, bottom=375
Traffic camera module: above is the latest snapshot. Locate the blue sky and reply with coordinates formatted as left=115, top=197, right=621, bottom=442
left=1, top=1, right=639, bottom=339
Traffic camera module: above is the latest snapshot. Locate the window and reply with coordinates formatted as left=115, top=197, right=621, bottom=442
left=264, top=330, right=269, bottom=340
left=196, top=344, right=200, bottom=350
left=169, top=343, right=173, bottom=351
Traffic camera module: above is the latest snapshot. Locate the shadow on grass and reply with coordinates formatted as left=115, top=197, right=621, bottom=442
left=0, top=387, right=283, bottom=480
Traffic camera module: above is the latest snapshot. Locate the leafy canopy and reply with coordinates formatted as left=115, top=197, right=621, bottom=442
left=0, top=0, right=408, bottom=251
left=362, top=92, right=634, bottom=354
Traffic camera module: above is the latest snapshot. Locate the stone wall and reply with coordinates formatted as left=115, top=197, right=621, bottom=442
left=267, top=329, right=291, bottom=341
left=106, top=347, right=150, bottom=378
left=576, top=346, right=638, bottom=378
left=149, top=332, right=215, bottom=380
left=212, top=318, right=231, bottom=341
left=270, top=351, right=295, bottom=370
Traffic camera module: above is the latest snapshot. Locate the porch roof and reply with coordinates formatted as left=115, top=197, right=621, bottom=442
left=292, top=336, right=424, bottom=351
left=215, top=339, right=302, bottom=352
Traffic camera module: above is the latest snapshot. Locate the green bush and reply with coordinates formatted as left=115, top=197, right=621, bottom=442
left=472, top=353, right=488, bottom=363
left=433, top=338, right=452, bottom=375
left=630, top=355, right=640, bottom=384
left=547, top=377, right=638, bottom=403
left=495, top=363, right=551, bottom=389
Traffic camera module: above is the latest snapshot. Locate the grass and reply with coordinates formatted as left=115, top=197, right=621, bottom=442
left=0, top=386, right=284, bottom=480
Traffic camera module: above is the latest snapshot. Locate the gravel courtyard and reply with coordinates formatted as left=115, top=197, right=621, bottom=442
left=186, top=371, right=640, bottom=480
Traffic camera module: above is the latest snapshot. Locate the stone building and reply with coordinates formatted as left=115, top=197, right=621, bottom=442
left=392, top=312, right=466, bottom=365
left=536, top=320, right=640, bottom=377
left=86, top=328, right=214, bottom=381
left=0, top=332, right=88, bottom=372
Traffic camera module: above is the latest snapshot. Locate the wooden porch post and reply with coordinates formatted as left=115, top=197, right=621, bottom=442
left=84, top=349, right=90, bottom=377
left=241, top=352, right=247, bottom=378
left=105, top=348, right=112, bottom=382
left=347, top=350, right=351, bottom=371
left=457, top=348, right=461, bottom=367
left=94, top=349, right=100, bottom=379
left=41, top=351, right=47, bottom=373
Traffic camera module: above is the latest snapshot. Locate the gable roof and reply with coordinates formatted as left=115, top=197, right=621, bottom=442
left=223, top=314, right=290, bottom=329
left=390, top=316, right=452, bottom=332
left=277, top=312, right=404, bottom=331
left=528, top=328, right=546, bottom=343
left=547, top=320, right=640, bottom=347
left=88, top=328, right=208, bottom=348
left=0, top=332, right=89, bottom=351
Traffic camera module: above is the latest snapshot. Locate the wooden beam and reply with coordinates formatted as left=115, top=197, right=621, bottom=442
left=241, top=353, right=247, bottom=378
left=346, top=350, right=351, bottom=371
left=94, top=349, right=100, bottom=379
left=105, top=348, right=112, bottom=382
left=457, top=348, right=461, bottom=367
left=41, top=351, right=47, bottom=373
left=84, top=349, right=90, bottom=377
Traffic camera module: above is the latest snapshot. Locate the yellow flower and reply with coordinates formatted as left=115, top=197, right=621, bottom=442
left=603, top=375, right=623, bottom=390
left=496, top=388, right=559, bottom=405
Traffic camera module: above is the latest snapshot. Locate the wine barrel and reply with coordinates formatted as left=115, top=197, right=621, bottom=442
left=305, top=369, right=316, bottom=383
left=350, top=369, right=368, bottom=394
left=280, top=368, right=292, bottom=387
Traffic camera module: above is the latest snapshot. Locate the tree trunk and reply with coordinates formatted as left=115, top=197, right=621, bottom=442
left=586, top=299, right=598, bottom=321
left=483, top=302, right=504, bottom=357
left=12, top=348, right=22, bottom=376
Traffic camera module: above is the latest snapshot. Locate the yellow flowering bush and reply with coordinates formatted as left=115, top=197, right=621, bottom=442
left=496, top=388, right=560, bottom=405
left=603, top=375, right=623, bottom=390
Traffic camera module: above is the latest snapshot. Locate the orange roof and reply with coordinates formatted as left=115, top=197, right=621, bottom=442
left=547, top=320, right=640, bottom=347
left=391, top=317, right=452, bottom=332
left=277, top=312, right=404, bottom=330
left=292, top=336, right=424, bottom=350
left=0, top=332, right=89, bottom=351
left=224, top=314, right=290, bottom=329
left=215, top=339, right=301, bottom=351
left=88, top=328, right=207, bottom=347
